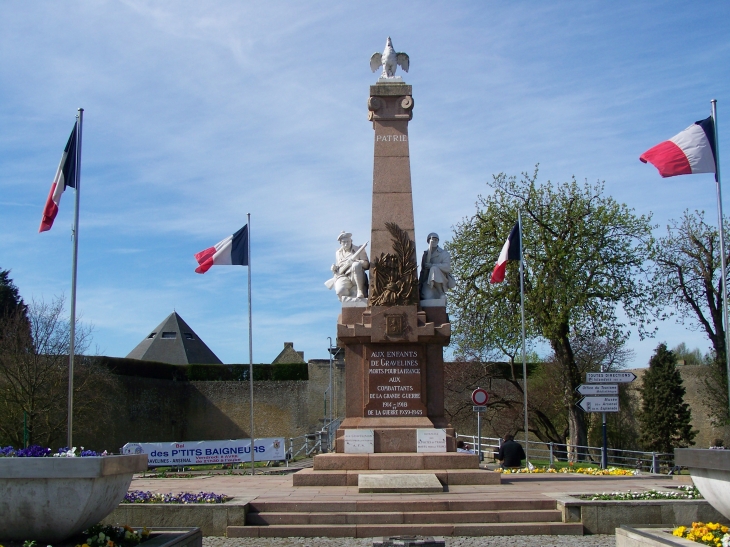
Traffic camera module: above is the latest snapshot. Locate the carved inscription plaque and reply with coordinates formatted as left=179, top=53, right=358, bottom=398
left=365, top=344, right=427, bottom=417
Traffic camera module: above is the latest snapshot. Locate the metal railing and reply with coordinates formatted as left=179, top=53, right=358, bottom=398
left=456, top=434, right=674, bottom=473
left=286, top=417, right=343, bottom=465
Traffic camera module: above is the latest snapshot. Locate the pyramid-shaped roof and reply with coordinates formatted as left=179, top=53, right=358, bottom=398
left=126, top=312, right=223, bottom=365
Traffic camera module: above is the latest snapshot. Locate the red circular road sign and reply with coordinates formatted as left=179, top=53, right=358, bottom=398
left=471, top=388, right=489, bottom=406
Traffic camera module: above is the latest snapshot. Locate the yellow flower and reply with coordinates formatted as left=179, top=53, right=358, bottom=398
left=673, top=526, right=686, bottom=537
left=703, top=533, right=714, bottom=541
left=708, top=523, right=719, bottom=531
left=721, top=525, right=728, bottom=533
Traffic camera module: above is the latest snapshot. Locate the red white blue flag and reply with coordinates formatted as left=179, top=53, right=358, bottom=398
left=640, top=116, right=717, bottom=179
left=39, top=122, right=78, bottom=232
left=194, top=224, right=249, bottom=274
left=490, top=223, right=520, bottom=284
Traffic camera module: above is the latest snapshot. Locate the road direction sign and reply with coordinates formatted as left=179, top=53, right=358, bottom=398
left=586, top=372, right=636, bottom=384
left=577, top=396, right=619, bottom=412
left=473, top=405, right=487, bottom=412
left=576, top=384, right=619, bottom=395
left=471, top=388, right=489, bottom=406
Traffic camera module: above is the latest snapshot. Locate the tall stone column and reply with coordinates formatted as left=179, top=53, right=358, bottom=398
left=368, top=83, right=415, bottom=262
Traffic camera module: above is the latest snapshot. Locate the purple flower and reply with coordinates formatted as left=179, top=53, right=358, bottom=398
left=122, top=490, right=229, bottom=504
left=16, top=445, right=52, bottom=457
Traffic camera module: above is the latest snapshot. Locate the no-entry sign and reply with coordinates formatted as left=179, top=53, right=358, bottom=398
left=471, top=388, right=489, bottom=406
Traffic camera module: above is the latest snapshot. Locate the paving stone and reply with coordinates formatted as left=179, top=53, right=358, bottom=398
left=358, top=473, right=443, bottom=493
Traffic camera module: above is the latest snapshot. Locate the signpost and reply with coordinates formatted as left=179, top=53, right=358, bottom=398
left=576, top=396, right=620, bottom=413
left=581, top=370, right=637, bottom=470
left=576, top=384, right=619, bottom=396
left=471, top=388, right=489, bottom=461
left=586, top=372, right=636, bottom=383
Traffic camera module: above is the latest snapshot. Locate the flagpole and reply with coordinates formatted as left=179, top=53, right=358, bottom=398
left=711, top=100, right=730, bottom=416
left=247, top=213, right=255, bottom=475
left=518, top=211, right=529, bottom=461
left=67, top=108, right=83, bottom=449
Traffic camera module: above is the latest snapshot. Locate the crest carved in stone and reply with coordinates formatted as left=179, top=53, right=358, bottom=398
left=369, top=222, right=418, bottom=307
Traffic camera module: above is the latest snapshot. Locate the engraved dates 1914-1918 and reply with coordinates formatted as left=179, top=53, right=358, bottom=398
left=365, top=345, right=427, bottom=417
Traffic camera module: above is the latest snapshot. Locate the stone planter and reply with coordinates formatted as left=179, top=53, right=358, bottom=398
left=616, top=525, right=701, bottom=546
left=0, top=454, right=147, bottom=542
left=675, top=448, right=730, bottom=520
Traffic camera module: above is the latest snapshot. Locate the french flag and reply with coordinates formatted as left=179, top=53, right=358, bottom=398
left=39, top=122, right=78, bottom=232
left=194, top=224, right=249, bottom=274
left=490, top=223, right=521, bottom=284
left=640, top=116, right=717, bottom=179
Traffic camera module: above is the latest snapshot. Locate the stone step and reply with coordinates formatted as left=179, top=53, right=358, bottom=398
left=293, top=467, right=500, bottom=487
left=227, top=521, right=584, bottom=538
left=246, top=509, right=564, bottom=526
left=248, top=498, right=557, bottom=513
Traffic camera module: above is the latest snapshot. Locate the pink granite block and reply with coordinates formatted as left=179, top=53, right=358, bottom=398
left=313, top=453, right=369, bottom=470
left=373, top=157, right=413, bottom=193
left=422, top=453, right=479, bottom=469
left=368, top=453, right=424, bottom=470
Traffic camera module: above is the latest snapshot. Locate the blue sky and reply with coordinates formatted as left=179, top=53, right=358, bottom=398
left=1, top=1, right=729, bottom=367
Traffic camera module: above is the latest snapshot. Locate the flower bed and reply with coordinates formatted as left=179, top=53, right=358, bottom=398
left=672, top=522, right=729, bottom=546
left=496, top=464, right=637, bottom=475
left=122, top=490, right=230, bottom=504
left=78, top=524, right=151, bottom=547
left=581, top=486, right=701, bottom=500
left=0, top=445, right=106, bottom=457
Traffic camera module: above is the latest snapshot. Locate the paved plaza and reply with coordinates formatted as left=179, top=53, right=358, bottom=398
left=130, top=470, right=690, bottom=544
left=130, top=469, right=689, bottom=505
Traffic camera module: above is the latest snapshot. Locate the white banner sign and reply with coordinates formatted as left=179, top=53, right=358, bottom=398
left=122, top=438, right=286, bottom=467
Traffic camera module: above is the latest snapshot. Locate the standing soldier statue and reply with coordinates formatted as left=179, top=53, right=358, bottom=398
left=419, top=232, right=455, bottom=301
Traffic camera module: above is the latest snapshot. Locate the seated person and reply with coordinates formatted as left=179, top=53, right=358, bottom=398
left=497, top=434, right=526, bottom=468
left=456, top=440, right=474, bottom=454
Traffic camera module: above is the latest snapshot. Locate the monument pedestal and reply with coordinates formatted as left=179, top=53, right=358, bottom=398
left=334, top=305, right=455, bottom=453
left=295, top=304, right=499, bottom=486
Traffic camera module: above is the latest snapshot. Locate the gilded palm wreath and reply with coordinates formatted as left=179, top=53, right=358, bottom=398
left=369, top=222, right=418, bottom=306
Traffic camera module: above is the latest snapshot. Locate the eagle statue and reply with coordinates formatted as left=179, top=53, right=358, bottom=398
left=370, top=37, right=409, bottom=79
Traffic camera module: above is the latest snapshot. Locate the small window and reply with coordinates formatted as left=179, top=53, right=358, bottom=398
left=161, top=332, right=177, bottom=339
left=148, top=332, right=156, bottom=338
left=184, top=333, right=194, bottom=340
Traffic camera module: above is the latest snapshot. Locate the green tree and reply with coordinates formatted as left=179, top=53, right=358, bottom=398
left=671, top=342, right=710, bottom=366
left=652, top=210, right=730, bottom=425
left=638, top=343, right=696, bottom=453
left=448, top=168, right=656, bottom=456
left=0, top=268, right=25, bottom=318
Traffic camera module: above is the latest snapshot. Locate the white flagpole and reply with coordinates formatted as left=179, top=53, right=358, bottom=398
left=67, top=108, right=83, bottom=449
left=711, top=100, right=730, bottom=416
left=247, top=213, right=255, bottom=474
left=518, top=211, right=529, bottom=461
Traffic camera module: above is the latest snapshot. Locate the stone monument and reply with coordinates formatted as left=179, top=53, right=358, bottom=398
left=296, top=40, right=498, bottom=487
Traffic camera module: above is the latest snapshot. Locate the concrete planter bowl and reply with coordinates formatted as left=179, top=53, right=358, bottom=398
left=675, top=448, right=730, bottom=520
left=0, top=454, right=147, bottom=542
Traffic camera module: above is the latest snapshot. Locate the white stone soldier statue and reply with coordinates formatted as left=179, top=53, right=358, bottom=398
left=325, top=231, right=370, bottom=302
left=419, top=232, right=456, bottom=302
